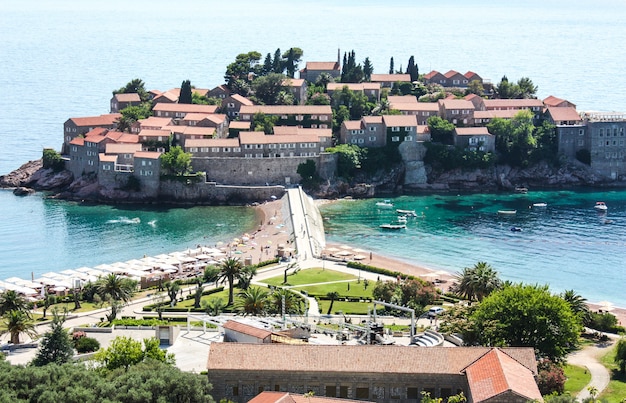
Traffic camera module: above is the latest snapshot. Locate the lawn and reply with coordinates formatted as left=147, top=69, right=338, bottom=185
left=598, top=343, right=626, bottom=402
left=260, top=268, right=358, bottom=287
left=297, top=281, right=374, bottom=299
left=317, top=299, right=379, bottom=316
left=563, top=363, right=591, bottom=396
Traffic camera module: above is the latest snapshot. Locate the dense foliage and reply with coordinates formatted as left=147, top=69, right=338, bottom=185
left=160, top=146, right=192, bottom=176
left=372, top=278, right=438, bottom=313
left=93, top=336, right=175, bottom=371
left=32, top=310, right=74, bottom=366
left=423, top=142, right=495, bottom=171
left=536, top=359, right=566, bottom=395
left=0, top=356, right=213, bottom=403
left=42, top=148, right=65, bottom=171
left=297, top=159, right=322, bottom=189
left=450, top=262, right=502, bottom=302
left=113, top=78, right=150, bottom=102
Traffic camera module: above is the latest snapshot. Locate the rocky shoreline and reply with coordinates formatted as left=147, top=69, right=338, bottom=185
left=2, top=158, right=626, bottom=204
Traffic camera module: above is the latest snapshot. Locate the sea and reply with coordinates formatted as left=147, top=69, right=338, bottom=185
left=0, top=0, right=625, bottom=305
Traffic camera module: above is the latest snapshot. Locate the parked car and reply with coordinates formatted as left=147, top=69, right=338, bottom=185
left=427, top=306, right=444, bottom=318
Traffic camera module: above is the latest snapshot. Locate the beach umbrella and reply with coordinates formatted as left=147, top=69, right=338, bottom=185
left=352, top=248, right=367, bottom=253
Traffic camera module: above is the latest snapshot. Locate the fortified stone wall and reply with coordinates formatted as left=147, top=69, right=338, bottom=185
left=158, top=178, right=285, bottom=204
left=191, top=154, right=337, bottom=186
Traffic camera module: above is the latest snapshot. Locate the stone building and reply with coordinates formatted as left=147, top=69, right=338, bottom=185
left=584, top=111, right=626, bottom=179
left=206, top=343, right=542, bottom=403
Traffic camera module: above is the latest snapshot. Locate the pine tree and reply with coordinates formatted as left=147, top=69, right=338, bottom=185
left=406, top=56, right=419, bottom=81
left=179, top=79, right=192, bottom=104
left=363, top=57, right=373, bottom=81
left=262, top=53, right=273, bottom=75
left=272, top=48, right=282, bottom=73
left=32, top=310, right=74, bottom=366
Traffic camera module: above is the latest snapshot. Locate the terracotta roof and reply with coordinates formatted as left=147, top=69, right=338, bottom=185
left=223, top=320, right=273, bottom=339
left=68, top=114, right=121, bottom=127
left=69, top=137, right=85, bottom=146
left=206, top=344, right=537, bottom=376
left=464, top=94, right=480, bottom=101
left=327, top=83, right=380, bottom=91
left=473, top=110, right=520, bottom=119
left=543, top=95, right=565, bottom=107
left=165, top=126, right=216, bottom=136
left=465, top=71, right=481, bottom=80
left=455, top=127, right=491, bottom=136
left=547, top=106, right=582, bottom=122
left=113, top=93, right=141, bottom=102
left=483, top=99, right=543, bottom=109
left=104, top=130, right=126, bottom=141
left=229, top=94, right=255, bottom=105
left=228, top=121, right=251, bottom=130
left=284, top=78, right=306, bottom=87
left=153, top=90, right=178, bottom=102
left=424, top=70, right=439, bottom=79
left=304, top=62, right=340, bottom=71
left=152, top=103, right=218, bottom=114
left=439, top=99, right=475, bottom=110
left=362, top=116, right=383, bottom=124
left=99, top=153, right=117, bottom=163
left=273, top=126, right=332, bottom=137
left=116, top=133, right=139, bottom=143
left=139, top=129, right=171, bottom=138
left=84, top=134, right=108, bottom=144
left=185, top=138, right=239, bottom=148
left=382, top=115, right=418, bottom=127
left=85, top=127, right=109, bottom=137
left=342, top=120, right=363, bottom=130
left=390, top=102, right=439, bottom=112
left=105, top=143, right=142, bottom=154
left=239, top=132, right=320, bottom=145
left=240, top=105, right=332, bottom=115
left=464, top=348, right=542, bottom=402
left=250, top=392, right=372, bottom=403
left=370, top=74, right=411, bottom=82
left=137, top=117, right=173, bottom=128
left=387, top=95, right=418, bottom=105
left=134, top=151, right=161, bottom=159
left=444, top=70, right=461, bottom=78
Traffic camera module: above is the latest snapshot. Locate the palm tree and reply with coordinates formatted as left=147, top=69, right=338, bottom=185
left=270, top=288, right=303, bottom=315
left=0, top=290, right=30, bottom=316
left=96, top=273, right=137, bottom=321
left=451, top=261, right=502, bottom=302
left=236, top=287, right=269, bottom=316
left=562, top=289, right=591, bottom=324
left=202, top=297, right=226, bottom=316
left=326, top=291, right=340, bottom=315
left=217, top=257, right=245, bottom=306
left=0, top=310, right=37, bottom=344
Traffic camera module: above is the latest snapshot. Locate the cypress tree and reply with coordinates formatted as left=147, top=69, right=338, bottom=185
left=389, top=57, right=394, bottom=74
left=179, top=80, right=192, bottom=104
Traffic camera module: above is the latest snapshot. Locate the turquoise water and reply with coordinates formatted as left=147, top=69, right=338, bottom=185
left=320, top=189, right=626, bottom=306
left=0, top=190, right=258, bottom=279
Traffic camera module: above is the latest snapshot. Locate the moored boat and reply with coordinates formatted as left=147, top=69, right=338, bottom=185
left=498, top=210, right=517, bottom=215
left=380, top=223, right=406, bottom=230
left=532, top=203, right=547, bottom=208
left=396, top=209, right=417, bottom=217
left=594, top=201, right=608, bottom=211
left=376, top=200, right=394, bottom=208
left=514, top=187, right=528, bottom=194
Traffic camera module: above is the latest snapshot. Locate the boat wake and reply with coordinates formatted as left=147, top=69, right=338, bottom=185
left=107, top=217, right=141, bottom=224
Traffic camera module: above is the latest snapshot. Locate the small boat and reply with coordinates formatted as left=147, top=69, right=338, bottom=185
left=397, top=216, right=408, bottom=223
left=376, top=200, right=394, bottom=208
left=510, top=226, right=522, bottom=232
left=498, top=210, right=517, bottom=215
left=380, top=223, right=406, bottom=230
left=515, top=187, right=528, bottom=194
left=594, top=202, right=608, bottom=211
left=396, top=209, right=417, bottom=217
left=532, top=203, right=547, bottom=208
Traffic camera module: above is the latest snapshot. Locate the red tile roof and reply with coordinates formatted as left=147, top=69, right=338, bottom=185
left=134, top=151, right=161, bottom=159
left=165, top=126, right=216, bottom=136
left=370, top=74, right=411, bottom=82
left=228, top=121, right=251, bottom=130
left=390, top=102, right=439, bottom=112
left=464, top=348, right=543, bottom=402
left=240, top=105, right=332, bottom=115
left=342, top=120, right=363, bottom=130
left=543, top=95, right=565, bottom=107
left=185, top=138, right=239, bottom=148
left=465, top=71, right=480, bottom=80
left=382, top=115, right=418, bottom=127
left=483, top=99, right=543, bottom=109
left=304, top=62, right=340, bottom=71
left=152, top=103, right=218, bottom=114
left=455, top=127, right=491, bottom=136
left=439, top=99, right=475, bottom=110
left=273, top=126, right=332, bottom=137
left=113, top=93, right=141, bottom=102
left=424, top=70, right=439, bottom=80
left=239, top=131, right=321, bottom=145
left=387, top=95, right=418, bottom=105
left=223, top=320, right=273, bottom=339
left=444, top=70, right=461, bottom=78
left=69, top=137, right=85, bottom=146
left=327, top=83, right=380, bottom=91
left=250, top=392, right=372, bottom=403
left=99, top=153, right=117, bottom=163
left=69, top=114, right=121, bottom=127
left=137, top=117, right=173, bottom=128
left=207, top=344, right=537, bottom=375
left=105, top=143, right=142, bottom=154
left=547, top=106, right=582, bottom=122
left=284, top=78, right=306, bottom=87
left=362, top=116, right=383, bottom=124
left=229, top=94, right=254, bottom=105
left=139, top=129, right=171, bottom=138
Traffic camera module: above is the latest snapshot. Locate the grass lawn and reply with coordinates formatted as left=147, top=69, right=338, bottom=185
left=317, top=300, right=382, bottom=316
left=298, top=281, right=373, bottom=299
left=44, top=301, right=100, bottom=315
left=175, top=289, right=232, bottom=309
left=599, top=343, right=626, bottom=402
left=563, top=363, right=591, bottom=396
left=260, top=268, right=357, bottom=287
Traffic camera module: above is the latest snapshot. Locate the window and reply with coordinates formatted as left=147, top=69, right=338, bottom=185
left=244, top=144, right=252, bottom=149
left=223, top=147, right=231, bottom=152
left=404, top=127, right=413, bottom=131
left=87, top=160, right=94, bottom=166
left=405, top=135, right=413, bottom=141
left=227, top=103, right=235, bottom=108
left=232, top=386, right=239, bottom=396
left=369, top=126, right=376, bottom=131
left=325, top=386, right=336, bottom=397
left=339, top=386, right=348, bottom=398
left=453, top=79, right=460, bottom=85
left=391, top=136, right=400, bottom=142
left=579, top=129, right=585, bottom=135
left=599, top=129, right=604, bottom=136
left=255, top=153, right=263, bottom=158
left=407, top=388, right=419, bottom=400
left=211, top=147, right=219, bottom=152
left=368, top=136, right=376, bottom=141
left=391, top=127, right=400, bottom=132
left=320, top=124, right=328, bottom=129
left=288, top=143, right=296, bottom=148
left=244, top=153, right=253, bottom=158
left=351, top=139, right=358, bottom=144
left=311, top=115, right=318, bottom=120
left=295, top=115, right=304, bottom=121
left=268, top=144, right=276, bottom=149
left=103, top=165, right=111, bottom=171
left=141, top=160, right=146, bottom=166
left=233, top=147, right=241, bottom=152
left=579, top=139, right=584, bottom=146
left=351, top=130, right=358, bottom=135
left=320, top=115, right=328, bottom=121
left=189, top=148, right=198, bottom=153
left=355, top=388, right=369, bottom=399
left=358, top=138, right=364, bottom=144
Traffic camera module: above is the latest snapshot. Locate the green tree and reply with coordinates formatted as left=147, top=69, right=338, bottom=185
left=269, top=288, right=303, bottom=315
left=202, top=297, right=226, bottom=316
left=406, top=56, right=419, bottom=82
left=389, top=57, right=394, bottom=74
left=42, top=148, right=64, bottom=171
left=451, top=261, right=502, bottom=302
left=488, top=110, right=537, bottom=167
left=340, top=50, right=363, bottom=83
left=315, top=72, right=334, bottom=90
left=116, top=103, right=152, bottom=132
left=95, top=273, right=136, bottom=322
left=326, top=291, right=340, bottom=315
left=0, top=289, right=30, bottom=316
left=217, top=257, right=245, bottom=306
left=363, top=57, right=373, bottom=81
left=94, top=336, right=175, bottom=372
left=41, top=293, right=56, bottom=319
left=0, top=310, right=37, bottom=344
left=252, top=112, right=279, bottom=134
left=272, top=48, right=283, bottom=73
left=262, top=52, right=273, bottom=75
left=165, top=281, right=181, bottom=307
left=203, top=265, right=221, bottom=285
left=516, top=76, right=538, bottom=99
left=193, top=280, right=204, bottom=309
left=179, top=79, right=192, bottom=104
left=470, top=284, right=582, bottom=361
left=113, top=78, right=150, bottom=102
left=160, top=145, right=192, bottom=175
left=561, top=289, right=591, bottom=324
left=237, top=265, right=257, bottom=290
left=32, top=309, right=74, bottom=366
left=427, top=116, right=455, bottom=145
left=236, top=287, right=269, bottom=316
left=224, top=51, right=263, bottom=92
left=465, top=80, right=485, bottom=96
left=282, top=47, right=303, bottom=78
left=297, top=159, right=321, bottom=188
left=325, top=144, right=366, bottom=180
left=615, top=337, right=626, bottom=373
left=252, top=73, right=289, bottom=105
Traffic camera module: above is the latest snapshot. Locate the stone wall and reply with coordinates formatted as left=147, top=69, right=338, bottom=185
left=158, top=178, right=285, bottom=204
left=208, top=370, right=468, bottom=403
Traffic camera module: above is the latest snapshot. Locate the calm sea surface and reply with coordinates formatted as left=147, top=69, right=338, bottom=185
left=0, top=1, right=625, bottom=304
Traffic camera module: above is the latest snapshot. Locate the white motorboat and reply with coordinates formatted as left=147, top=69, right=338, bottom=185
left=532, top=203, right=547, bottom=208
left=497, top=210, right=517, bottom=215
left=396, top=209, right=417, bottom=217
left=594, top=201, right=608, bottom=211
left=376, top=200, right=394, bottom=208
left=379, top=223, right=406, bottom=230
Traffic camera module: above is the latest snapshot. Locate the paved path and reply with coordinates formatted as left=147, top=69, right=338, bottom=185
left=567, top=333, right=619, bottom=400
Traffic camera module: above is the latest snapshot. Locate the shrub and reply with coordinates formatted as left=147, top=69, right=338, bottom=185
left=42, top=148, right=65, bottom=171
left=74, top=336, right=100, bottom=354
left=536, top=359, right=566, bottom=395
